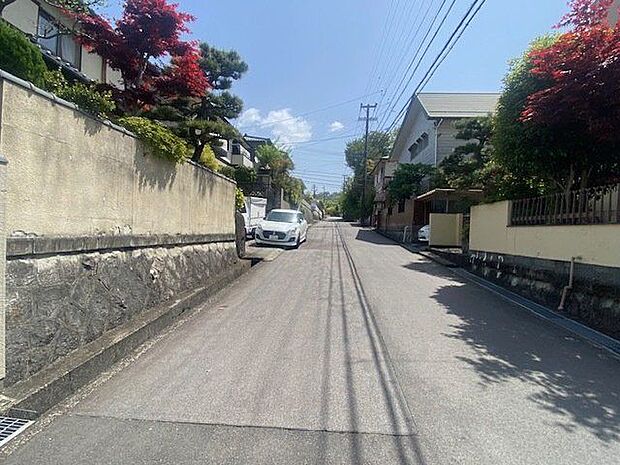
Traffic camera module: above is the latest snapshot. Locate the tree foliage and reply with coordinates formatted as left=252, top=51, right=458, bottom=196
left=256, top=144, right=305, bottom=203
left=43, top=69, right=116, bottom=116
left=118, top=116, right=189, bottom=163
left=388, top=163, right=435, bottom=202
left=491, top=35, right=562, bottom=198
left=344, top=131, right=394, bottom=175
left=341, top=130, right=393, bottom=221
left=74, top=0, right=209, bottom=111
left=435, top=117, right=492, bottom=190
left=520, top=0, right=620, bottom=190
left=0, top=20, right=47, bottom=87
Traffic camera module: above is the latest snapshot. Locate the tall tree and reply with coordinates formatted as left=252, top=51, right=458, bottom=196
left=74, top=0, right=208, bottom=111
left=491, top=35, right=562, bottom=198
left=435, top=117, right=493, bottom=190
left=388, top=163, right=435, bottom=202
left=256, top=144, right=305, bottom=203
left=344, top=131, right=393, bottom=175
left=520, top=0, right=620, bottom=190
left=181, top=43, right=248, bottom=162
left=341, top=130, right=393, bottom=220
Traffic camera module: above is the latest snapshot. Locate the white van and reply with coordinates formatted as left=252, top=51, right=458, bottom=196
left=240, top=196, right=267, bottom=237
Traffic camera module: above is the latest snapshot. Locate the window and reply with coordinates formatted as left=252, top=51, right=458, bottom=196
left=231, top=140, right=241, bottom=155
left=37, top=11, right=81, bottom=69
left=398, top=199, right=406, bottom=213
left=408, top=132, right=429, bottom=161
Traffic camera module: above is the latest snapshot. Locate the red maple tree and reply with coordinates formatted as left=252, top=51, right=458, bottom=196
left=74, top=0, right=209, bottom=110
left=522, top=0, right=620, bottom=143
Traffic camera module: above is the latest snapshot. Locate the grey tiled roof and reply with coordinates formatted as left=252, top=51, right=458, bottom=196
left=417, top=92, right=500, bottom=118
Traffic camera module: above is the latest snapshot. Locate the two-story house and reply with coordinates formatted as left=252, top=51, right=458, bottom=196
left=370, top=156, right=397, bottom=229
left=1, top=0, right=123, bottom=86
left=376, top=92, right=499, bottom=238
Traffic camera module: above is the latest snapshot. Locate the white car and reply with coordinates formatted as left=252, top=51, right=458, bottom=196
left=255, top=209, right=308, bottom=248
left=418, top=224, right=430, bottom=242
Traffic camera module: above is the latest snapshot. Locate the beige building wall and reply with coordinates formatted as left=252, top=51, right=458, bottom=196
left=429, top=213, right=462, bottom=247
left=1, top=0, right=38, bottom=35
left=0, top=75, right=235, bottom=238
left=470, top=201, right=620, bottom=268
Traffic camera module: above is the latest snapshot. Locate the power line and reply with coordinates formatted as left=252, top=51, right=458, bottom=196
left=377, top=0, right=458, bottom=130
left=374, top=0, right=435, bottom=120
left=383, top=0, right=489, bottom=134
left=238, top=90, right=383, bottom=130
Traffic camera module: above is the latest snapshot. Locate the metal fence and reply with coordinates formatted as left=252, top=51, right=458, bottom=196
left=509, top=184, right=620, bottom=226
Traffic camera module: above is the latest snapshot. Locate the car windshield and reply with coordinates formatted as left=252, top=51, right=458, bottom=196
left=266, top=211, right=298, bottom=223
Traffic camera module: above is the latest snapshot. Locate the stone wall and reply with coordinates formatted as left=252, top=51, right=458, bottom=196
left=437, top=250, right=620, bottom=340
left=5, top=235, right=238, bottom=385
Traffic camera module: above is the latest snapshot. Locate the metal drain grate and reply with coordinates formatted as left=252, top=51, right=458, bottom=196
left=0, top=417, right=33, bottom=448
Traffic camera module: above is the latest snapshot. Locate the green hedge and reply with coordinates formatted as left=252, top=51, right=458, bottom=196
left=0, top=20, right=47, bottom=87
left=117, top=116, right=189, bottom=163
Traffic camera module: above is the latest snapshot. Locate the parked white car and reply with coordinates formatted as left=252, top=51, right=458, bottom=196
left=255, top=209, right=308, bottom=248
left=418, top=224, right=430, bottom=242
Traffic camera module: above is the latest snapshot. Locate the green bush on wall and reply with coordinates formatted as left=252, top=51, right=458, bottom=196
left=43, top=69, right=116, bottom=117
left=117, top=116, right=190, bottom=163
left=0, top=20, right=47, bottom=87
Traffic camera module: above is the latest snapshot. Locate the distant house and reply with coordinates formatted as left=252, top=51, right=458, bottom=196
left=375, top=92, right=499, bottom=239
left=390, top=92, right=500, bottom=168
left=1, top=0, right=123, bottom=86
left=370, top=156, right=397, bottom=229
left=243, top=134, right=274, bottom=162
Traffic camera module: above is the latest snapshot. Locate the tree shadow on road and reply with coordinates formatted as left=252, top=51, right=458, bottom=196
left=355, top=229, right=400, bottom=246
left=430, top=277, right=620, bottom=443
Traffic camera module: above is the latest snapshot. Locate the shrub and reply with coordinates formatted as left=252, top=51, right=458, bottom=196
left=0, top=20, right=47, bottom=86
left=43, top=69, right=116, bottom=117
left=199, top=144, right=219, bottom=171
left=235, top=187, right=245, bottom=210
left=117, top=116, right=189, bottom=163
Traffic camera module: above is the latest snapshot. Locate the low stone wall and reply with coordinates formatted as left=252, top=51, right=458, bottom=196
left=446, top=250, right=620, bottom=339
left=5, top=234, right=238, bottom=385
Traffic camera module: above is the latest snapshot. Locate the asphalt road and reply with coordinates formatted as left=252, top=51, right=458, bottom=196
left=2, top=221, right=619, bottom=464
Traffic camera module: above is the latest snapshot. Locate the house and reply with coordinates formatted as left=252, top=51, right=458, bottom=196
left=243, top=134, right=273, bottom=163
left=1, top=0, right=123, bottom=85
left=214, top=135, right=255, bottom=169
left=375, top=92, right=499, bottom=241
left=390, top=92, right=500, bottom=167
left=370, top=156, right=397, bottom=229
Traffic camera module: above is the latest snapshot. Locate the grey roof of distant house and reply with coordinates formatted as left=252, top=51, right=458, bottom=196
left=417, top=92, right=500, bottom=118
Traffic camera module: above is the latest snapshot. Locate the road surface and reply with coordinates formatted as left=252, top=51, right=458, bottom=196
left=2, top=221, right=619, bottom=464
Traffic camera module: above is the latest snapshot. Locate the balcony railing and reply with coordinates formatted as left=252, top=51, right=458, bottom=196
left=509, top=184, right=620, bottom=226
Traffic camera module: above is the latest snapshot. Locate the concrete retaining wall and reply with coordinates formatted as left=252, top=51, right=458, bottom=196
left=0, top=72, right=240, bottom=384
left=470, top=200, right=620, bottom=268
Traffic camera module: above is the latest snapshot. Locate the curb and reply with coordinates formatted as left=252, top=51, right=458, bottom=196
left=0, top=259, right=251, bottom=420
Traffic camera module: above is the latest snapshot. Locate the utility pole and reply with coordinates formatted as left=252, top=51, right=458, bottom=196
left=359, top=103, right=377, bottom=225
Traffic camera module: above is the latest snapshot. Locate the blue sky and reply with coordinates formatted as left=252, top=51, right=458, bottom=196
left=105, top=0, right=570, bottom=192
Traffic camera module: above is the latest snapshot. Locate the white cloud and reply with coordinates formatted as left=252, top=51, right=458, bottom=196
left=236, top=108, right=312, bottom=146
left=328, top=121, right=345, bottom=133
